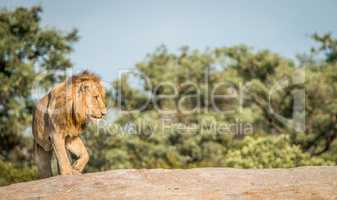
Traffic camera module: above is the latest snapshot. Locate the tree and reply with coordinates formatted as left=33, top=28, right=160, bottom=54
left=0, top=6, right=78, bottom=162
left=311, top=33, right=337, bottom=63
left=84, top=34, right=337, bottom=171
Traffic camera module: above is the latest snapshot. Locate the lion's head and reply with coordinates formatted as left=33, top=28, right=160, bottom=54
left=46, top=70, right=107, bottom=135
left=71, top=72, right=107, bottom=123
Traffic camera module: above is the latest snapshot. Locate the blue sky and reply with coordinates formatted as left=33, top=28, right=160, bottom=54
left=2, top=0, right=337, bottom=83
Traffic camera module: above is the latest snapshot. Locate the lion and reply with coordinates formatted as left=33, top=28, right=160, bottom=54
left=32, top=70, right=107, bottom=178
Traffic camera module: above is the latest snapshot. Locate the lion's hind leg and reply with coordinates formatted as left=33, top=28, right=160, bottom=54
left=34, top=141, right=52, bottom=178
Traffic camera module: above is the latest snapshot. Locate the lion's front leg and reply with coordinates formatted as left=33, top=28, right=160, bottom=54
left=51, top=133, right=75, bottom=175
left=66, top=136, right=89, bottom=173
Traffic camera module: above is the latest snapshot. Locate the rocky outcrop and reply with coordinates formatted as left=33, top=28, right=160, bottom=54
left=0, top=166, right=336, bottom=200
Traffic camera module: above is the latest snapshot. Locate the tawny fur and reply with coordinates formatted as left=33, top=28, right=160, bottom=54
left=32, top=71, right=106, bottom=178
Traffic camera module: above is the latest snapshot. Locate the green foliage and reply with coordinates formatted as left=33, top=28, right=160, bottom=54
left=311, top=33, right=337, bottom=63
left=84, top=123, right=333, bottom=171
left=83, top=120, right=232, bottom=170
left=0, top=6, right=78, bottom=161
left=0, top=161, right=37, bottom=186
left=223, top=135, right=334, bottom=168
left=109, top=34, right=337, bottom=161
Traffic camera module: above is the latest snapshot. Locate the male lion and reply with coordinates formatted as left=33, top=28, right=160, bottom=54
left=32, top=71, right=107, bottom=178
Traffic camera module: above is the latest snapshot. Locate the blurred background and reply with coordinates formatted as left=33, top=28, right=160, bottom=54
left=1, top=0, right=337, bottom=185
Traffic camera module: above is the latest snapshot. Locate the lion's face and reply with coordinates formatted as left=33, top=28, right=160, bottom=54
left=77, top=81, right=107, bottom=122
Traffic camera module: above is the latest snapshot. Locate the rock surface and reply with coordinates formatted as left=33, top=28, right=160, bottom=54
left=0, top=166, right=336, bottom=200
